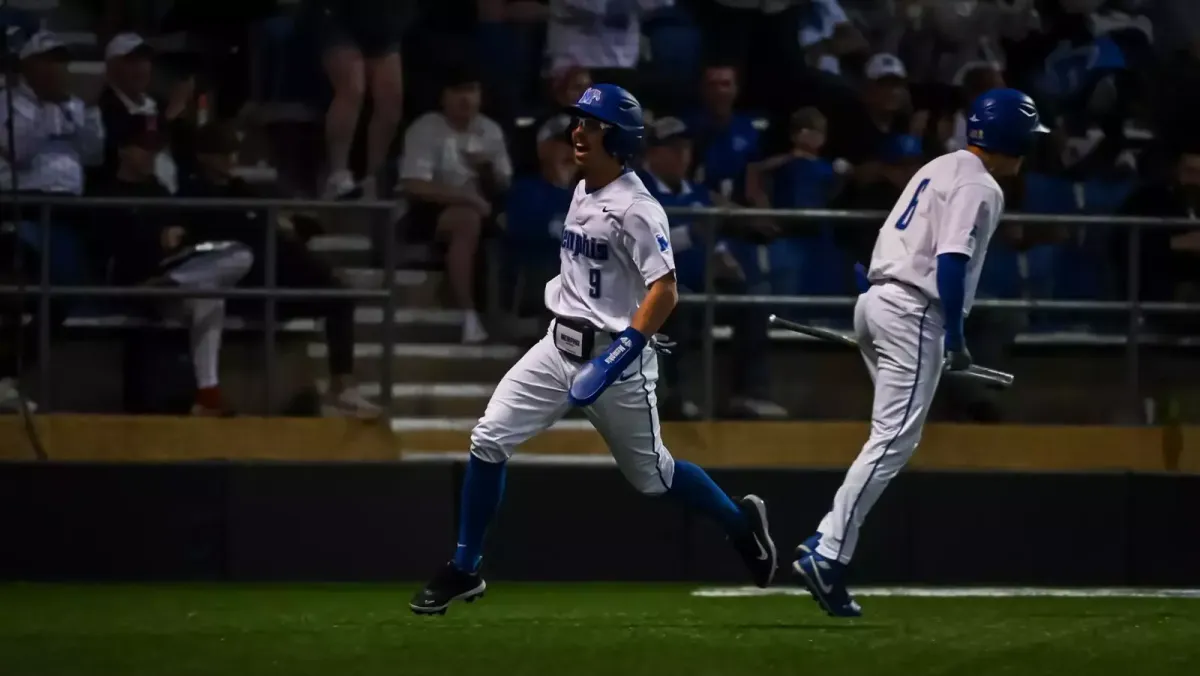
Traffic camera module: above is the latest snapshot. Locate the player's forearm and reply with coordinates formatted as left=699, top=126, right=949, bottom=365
left=630, top=274, right=677, bottom=336
left=935, top=253, right=969, bottom=349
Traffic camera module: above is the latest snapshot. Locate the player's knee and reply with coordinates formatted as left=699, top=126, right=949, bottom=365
left=624, top=452, right=675, bottom=497
left=468, top=427, right=513, bottom=464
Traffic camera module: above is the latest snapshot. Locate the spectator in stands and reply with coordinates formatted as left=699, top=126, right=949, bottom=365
left=686, top=64, right=763, bottom=205
left=399, top=65, right=512, bottom=345
left=745, top=107, right=847, bottom=297
left=686, top=64, right=778, bottom=312
left=535, top=66, right=593, bottom=156
left=798, top=0, right=869, bottom=76
left=306, top=0, right=415, bottom=199
left=91, top=116, right=253, bottom=416
left=1118, top=144, right=1200, bottom=316
left=544, top=0, right=673, bottom=91
left=501, top=115, right=576, bottom=316
left=638, top=117, right=786, bottom=420
left=180, top=124, right=380, bottom=417
left=692, top=0, right=807, bottom=113
left=97, top=32, right=194, bottom=193
left=0, top=31, right=104, bottom=410
left=833, top=131, right=926, bottom=264
left=824, top=53, right=921, bottom=171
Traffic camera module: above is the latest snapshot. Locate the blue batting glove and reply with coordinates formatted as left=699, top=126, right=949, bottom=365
left=568, top=327, right=647, bottom=407
left=853, top=262, right=870, bottom=294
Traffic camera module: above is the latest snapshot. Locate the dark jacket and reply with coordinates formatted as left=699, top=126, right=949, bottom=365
left=89, top=176, right=184, bottom=284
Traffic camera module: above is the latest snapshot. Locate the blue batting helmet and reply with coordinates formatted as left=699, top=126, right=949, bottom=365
left=966, top=88, right=1049, bottom=157
left=567, top=84, right=645, bottom=162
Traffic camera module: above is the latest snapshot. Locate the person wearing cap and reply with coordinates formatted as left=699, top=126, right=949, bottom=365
left=637, top=116, right=787, bottom=420
left=178, top=124, right=381, bottom=418
left=0, top=30, right=105, bottom=197
left=0, top=31, right=105, bottom=410
left=824, top=53, right=925, bottom=177
left=500, top=113, right=576, bottom=318
left=302, top=0, right=413, bottom=200
left=89, top=114, right=252, bottom=416
left=97, top=32, right=194, bottom=192
left=398, top=64, right=512, bottom=344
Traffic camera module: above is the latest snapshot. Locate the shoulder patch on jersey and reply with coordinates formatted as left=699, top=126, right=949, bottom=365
left=656, top=233, right=670, bottom=253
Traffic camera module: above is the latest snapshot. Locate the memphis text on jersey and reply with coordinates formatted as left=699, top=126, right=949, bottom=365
left=561, top=228, right=610, bottom=261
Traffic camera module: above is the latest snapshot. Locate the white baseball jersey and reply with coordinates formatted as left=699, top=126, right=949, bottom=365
left=545, top=171, right=676, bottom=332
left=866, top=149, right=1004, bottom=315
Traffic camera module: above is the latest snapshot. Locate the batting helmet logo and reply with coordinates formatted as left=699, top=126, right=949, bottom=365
left=579, top=88, right=603, bottom=105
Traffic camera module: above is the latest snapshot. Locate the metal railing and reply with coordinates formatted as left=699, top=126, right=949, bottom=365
left=664, top=205, right=1200, bottom=421
left=0, top=195, right=397, bottom=414
left=0, top=195, right=1194, bottom=423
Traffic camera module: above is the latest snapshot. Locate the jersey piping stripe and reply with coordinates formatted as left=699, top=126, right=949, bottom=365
left=638, top=356, right=670, bottom=492
left=833, top=301, right=930, bottom=563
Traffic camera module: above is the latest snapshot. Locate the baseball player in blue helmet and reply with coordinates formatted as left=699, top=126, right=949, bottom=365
left=965, top=88, right=1049, bottom=170
left=792, top=87, right=1046, bottom=619
left=566, top=82, right=645, bottom=169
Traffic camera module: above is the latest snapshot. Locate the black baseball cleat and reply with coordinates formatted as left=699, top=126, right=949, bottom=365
left=732, top=494, right=777, bottom=588
left=410, top=561, right=487, bottom=616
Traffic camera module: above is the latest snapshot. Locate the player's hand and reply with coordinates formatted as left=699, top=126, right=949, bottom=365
left=568, top=328, right=647, bottom=407
left=943, top=345, right=973, bottom=372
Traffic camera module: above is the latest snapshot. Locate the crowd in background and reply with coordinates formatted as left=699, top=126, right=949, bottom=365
left=0, top=0, right=1198, bottom=420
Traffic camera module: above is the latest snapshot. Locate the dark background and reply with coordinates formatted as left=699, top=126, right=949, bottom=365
left=2, top=461, right=1197, bottom=587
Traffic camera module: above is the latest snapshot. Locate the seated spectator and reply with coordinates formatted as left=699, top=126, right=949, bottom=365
left=91, top=117, right=253, bottom=416
left=304, top=0, right=414, bottom=199
left=0, top=31, right=105, bottom=409
left=501, top=115, right=577, bottom=315
left=824, top=53, right=921, bottom=172
left=97, top=32, right=194, bottom=193
left=536, top=65, right=593, bottom=153
left=638, top=116, right=786, bottom=420
left=180, top=124, right=380, bottom=417
left=832, top=131, right=925, bottom=264
left=398, top=66, right=512, bottom=344
left=745, top=107, right=847, bottom=297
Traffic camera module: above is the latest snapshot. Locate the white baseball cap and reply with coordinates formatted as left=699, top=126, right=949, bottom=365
left=105, top=32, right=153, bottom=60
left=19, top=31, right=69, bottom=61
left=865, top=53, right=908, bottom=81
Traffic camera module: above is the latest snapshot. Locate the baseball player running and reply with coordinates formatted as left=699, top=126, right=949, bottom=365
left=792, top=89, right=1048, bottom=617
left=411, top=84, right=777, bottom=615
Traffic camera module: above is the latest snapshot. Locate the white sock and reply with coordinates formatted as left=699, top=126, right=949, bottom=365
left=187, top=298, right=224, bottom=389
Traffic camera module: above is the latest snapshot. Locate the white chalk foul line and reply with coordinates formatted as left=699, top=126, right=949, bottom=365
left=691, top=587, right=1200, bottom=599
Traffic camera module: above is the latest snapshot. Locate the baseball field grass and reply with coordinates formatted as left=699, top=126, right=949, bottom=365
left=1, top=583, right=1198, bottom=676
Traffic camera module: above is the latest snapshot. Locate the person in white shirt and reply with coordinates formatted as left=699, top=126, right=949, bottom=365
left=0, top=31, right=104, bottom=412
left=792, top=88, right=1048, bottom=618
left=398, top=65, right=512, bottom=344
left=410, top=84, right=776, bottom=616
left=544, top=0, right=674, bottom=75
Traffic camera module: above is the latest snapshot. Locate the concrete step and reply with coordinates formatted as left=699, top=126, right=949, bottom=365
left=311, top=342, right=521, bottom=382
left=322, top=381, right=494, bottom=418
left=351, top=308, right=463, bottom=343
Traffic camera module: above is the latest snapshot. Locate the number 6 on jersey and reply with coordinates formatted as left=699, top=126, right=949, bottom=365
left=894, top=178, right=931, bottom=231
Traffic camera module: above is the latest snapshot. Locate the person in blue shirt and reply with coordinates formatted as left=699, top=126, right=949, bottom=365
left=745, top=107, right=848, bottom=300
left=499, top=115, right=576, bottom=316
left=685, top=65, right=779, bottom=300
left=639, top=116, right=787, bottom=420
left=685, top=65, right=763, bottom=205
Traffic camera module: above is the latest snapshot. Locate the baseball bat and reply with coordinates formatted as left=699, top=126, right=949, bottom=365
left=768, top=314, right=1015, bottom=389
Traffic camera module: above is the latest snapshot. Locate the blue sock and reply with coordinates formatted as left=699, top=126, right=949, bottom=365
left=667, top=460, right=748, bottom=538
left=452, top=454, right=507, bottom=574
